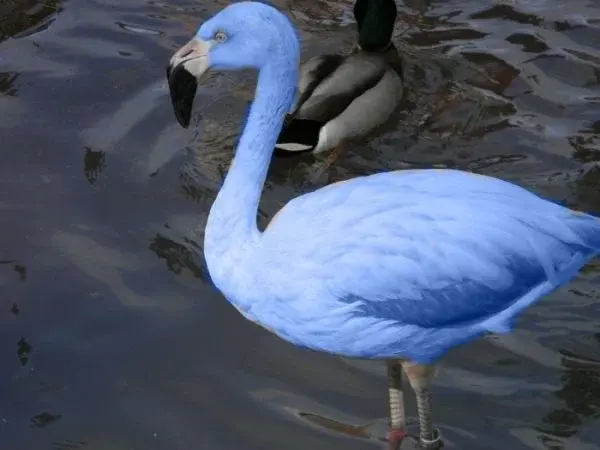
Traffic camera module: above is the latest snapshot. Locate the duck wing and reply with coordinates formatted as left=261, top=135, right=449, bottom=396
left=275, top=53, right=398, bottom=152
left=293, top=54, right=347, bottom=117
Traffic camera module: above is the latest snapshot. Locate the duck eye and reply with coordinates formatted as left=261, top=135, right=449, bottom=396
left=214, top=31, right=227, bottom=43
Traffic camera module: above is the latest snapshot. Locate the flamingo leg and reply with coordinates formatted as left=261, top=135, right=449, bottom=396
left=402, top=361, right=442, bottom=449
left=387, top=360, right=408, bottom=450
left=308, top=143, right=347, bottom=184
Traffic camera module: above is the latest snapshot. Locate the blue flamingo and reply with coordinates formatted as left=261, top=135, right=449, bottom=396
left=165, top=2, right=600, bottom=448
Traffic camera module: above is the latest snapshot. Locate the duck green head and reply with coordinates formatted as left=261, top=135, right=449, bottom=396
left=353, top=0, right=398, bottom=52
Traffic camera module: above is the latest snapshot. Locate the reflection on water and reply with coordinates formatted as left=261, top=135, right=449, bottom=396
left=148, top=233, right=204, bottom=279
left=0, top=0, right=61, bottom=41
left=17, top=336, right=32, bottom=366
left=1, top=0, right=600, bottom=449
left=541, top=334, right=600, bottom=438
left=0, top=72, right=19, bottom=95
left=30, top=411, right=62, bottom=428
left=83, top=147, right=107, bottom=186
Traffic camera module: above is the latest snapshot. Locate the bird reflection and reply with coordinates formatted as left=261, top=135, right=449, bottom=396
left=148, top=233, right=204, bottom=278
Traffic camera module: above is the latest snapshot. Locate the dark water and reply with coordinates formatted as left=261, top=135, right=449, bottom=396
left=1, top=0, right=600, bottom=448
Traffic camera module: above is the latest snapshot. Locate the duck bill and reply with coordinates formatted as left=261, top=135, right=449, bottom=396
left=166, top=38, right=212, bottom=128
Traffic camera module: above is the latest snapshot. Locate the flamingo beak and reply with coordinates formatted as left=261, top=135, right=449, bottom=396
left=166, top=38, right=212, bottom=128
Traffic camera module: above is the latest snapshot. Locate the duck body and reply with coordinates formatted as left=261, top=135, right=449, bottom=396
left=210, top=168, right=600, bottom=364
left=274, top=0, right=403, bottom=154
left=275, top=50, right=403, bottom=153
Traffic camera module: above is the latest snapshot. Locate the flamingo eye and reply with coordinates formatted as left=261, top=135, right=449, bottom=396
left=214, top=31, right=228, bottom=43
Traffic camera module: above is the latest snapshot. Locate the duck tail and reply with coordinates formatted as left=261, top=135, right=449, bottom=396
left=274, top=117, right=322, bottom=153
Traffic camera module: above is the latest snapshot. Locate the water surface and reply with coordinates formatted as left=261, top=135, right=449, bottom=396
left=1, top=0, right=600, bottom=449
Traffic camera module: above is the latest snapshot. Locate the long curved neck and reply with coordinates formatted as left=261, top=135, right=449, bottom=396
left=204, top=62, right=295, bottom=262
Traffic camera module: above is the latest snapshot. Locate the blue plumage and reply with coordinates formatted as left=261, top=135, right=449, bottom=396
left=251, top=169, right=600, bottom=363
left=166, top=2, right=600, bottom=447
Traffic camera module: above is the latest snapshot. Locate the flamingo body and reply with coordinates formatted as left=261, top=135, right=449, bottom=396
left=218, top=169, right=600, bottom=364
left=166, top=2, right=600, bottom=446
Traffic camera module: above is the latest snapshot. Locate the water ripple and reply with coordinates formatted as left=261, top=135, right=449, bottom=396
left=1, top=0, right=600, bottom=449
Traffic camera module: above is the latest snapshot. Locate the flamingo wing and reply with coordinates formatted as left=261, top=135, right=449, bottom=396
left=259, top=170, right=600, bottom=333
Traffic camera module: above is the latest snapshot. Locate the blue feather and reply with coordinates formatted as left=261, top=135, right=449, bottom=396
left=251, top=170, right=600, bottom=363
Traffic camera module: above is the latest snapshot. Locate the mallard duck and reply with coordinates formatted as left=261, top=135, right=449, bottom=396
left=274, top=0, right=403, bottom=177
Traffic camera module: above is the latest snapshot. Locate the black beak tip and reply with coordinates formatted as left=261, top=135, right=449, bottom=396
left=166, top=62, right=197, bottom=129
left=176, top=111, right=191, bottom=129
left=172, top=105, right=192, bottom=129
